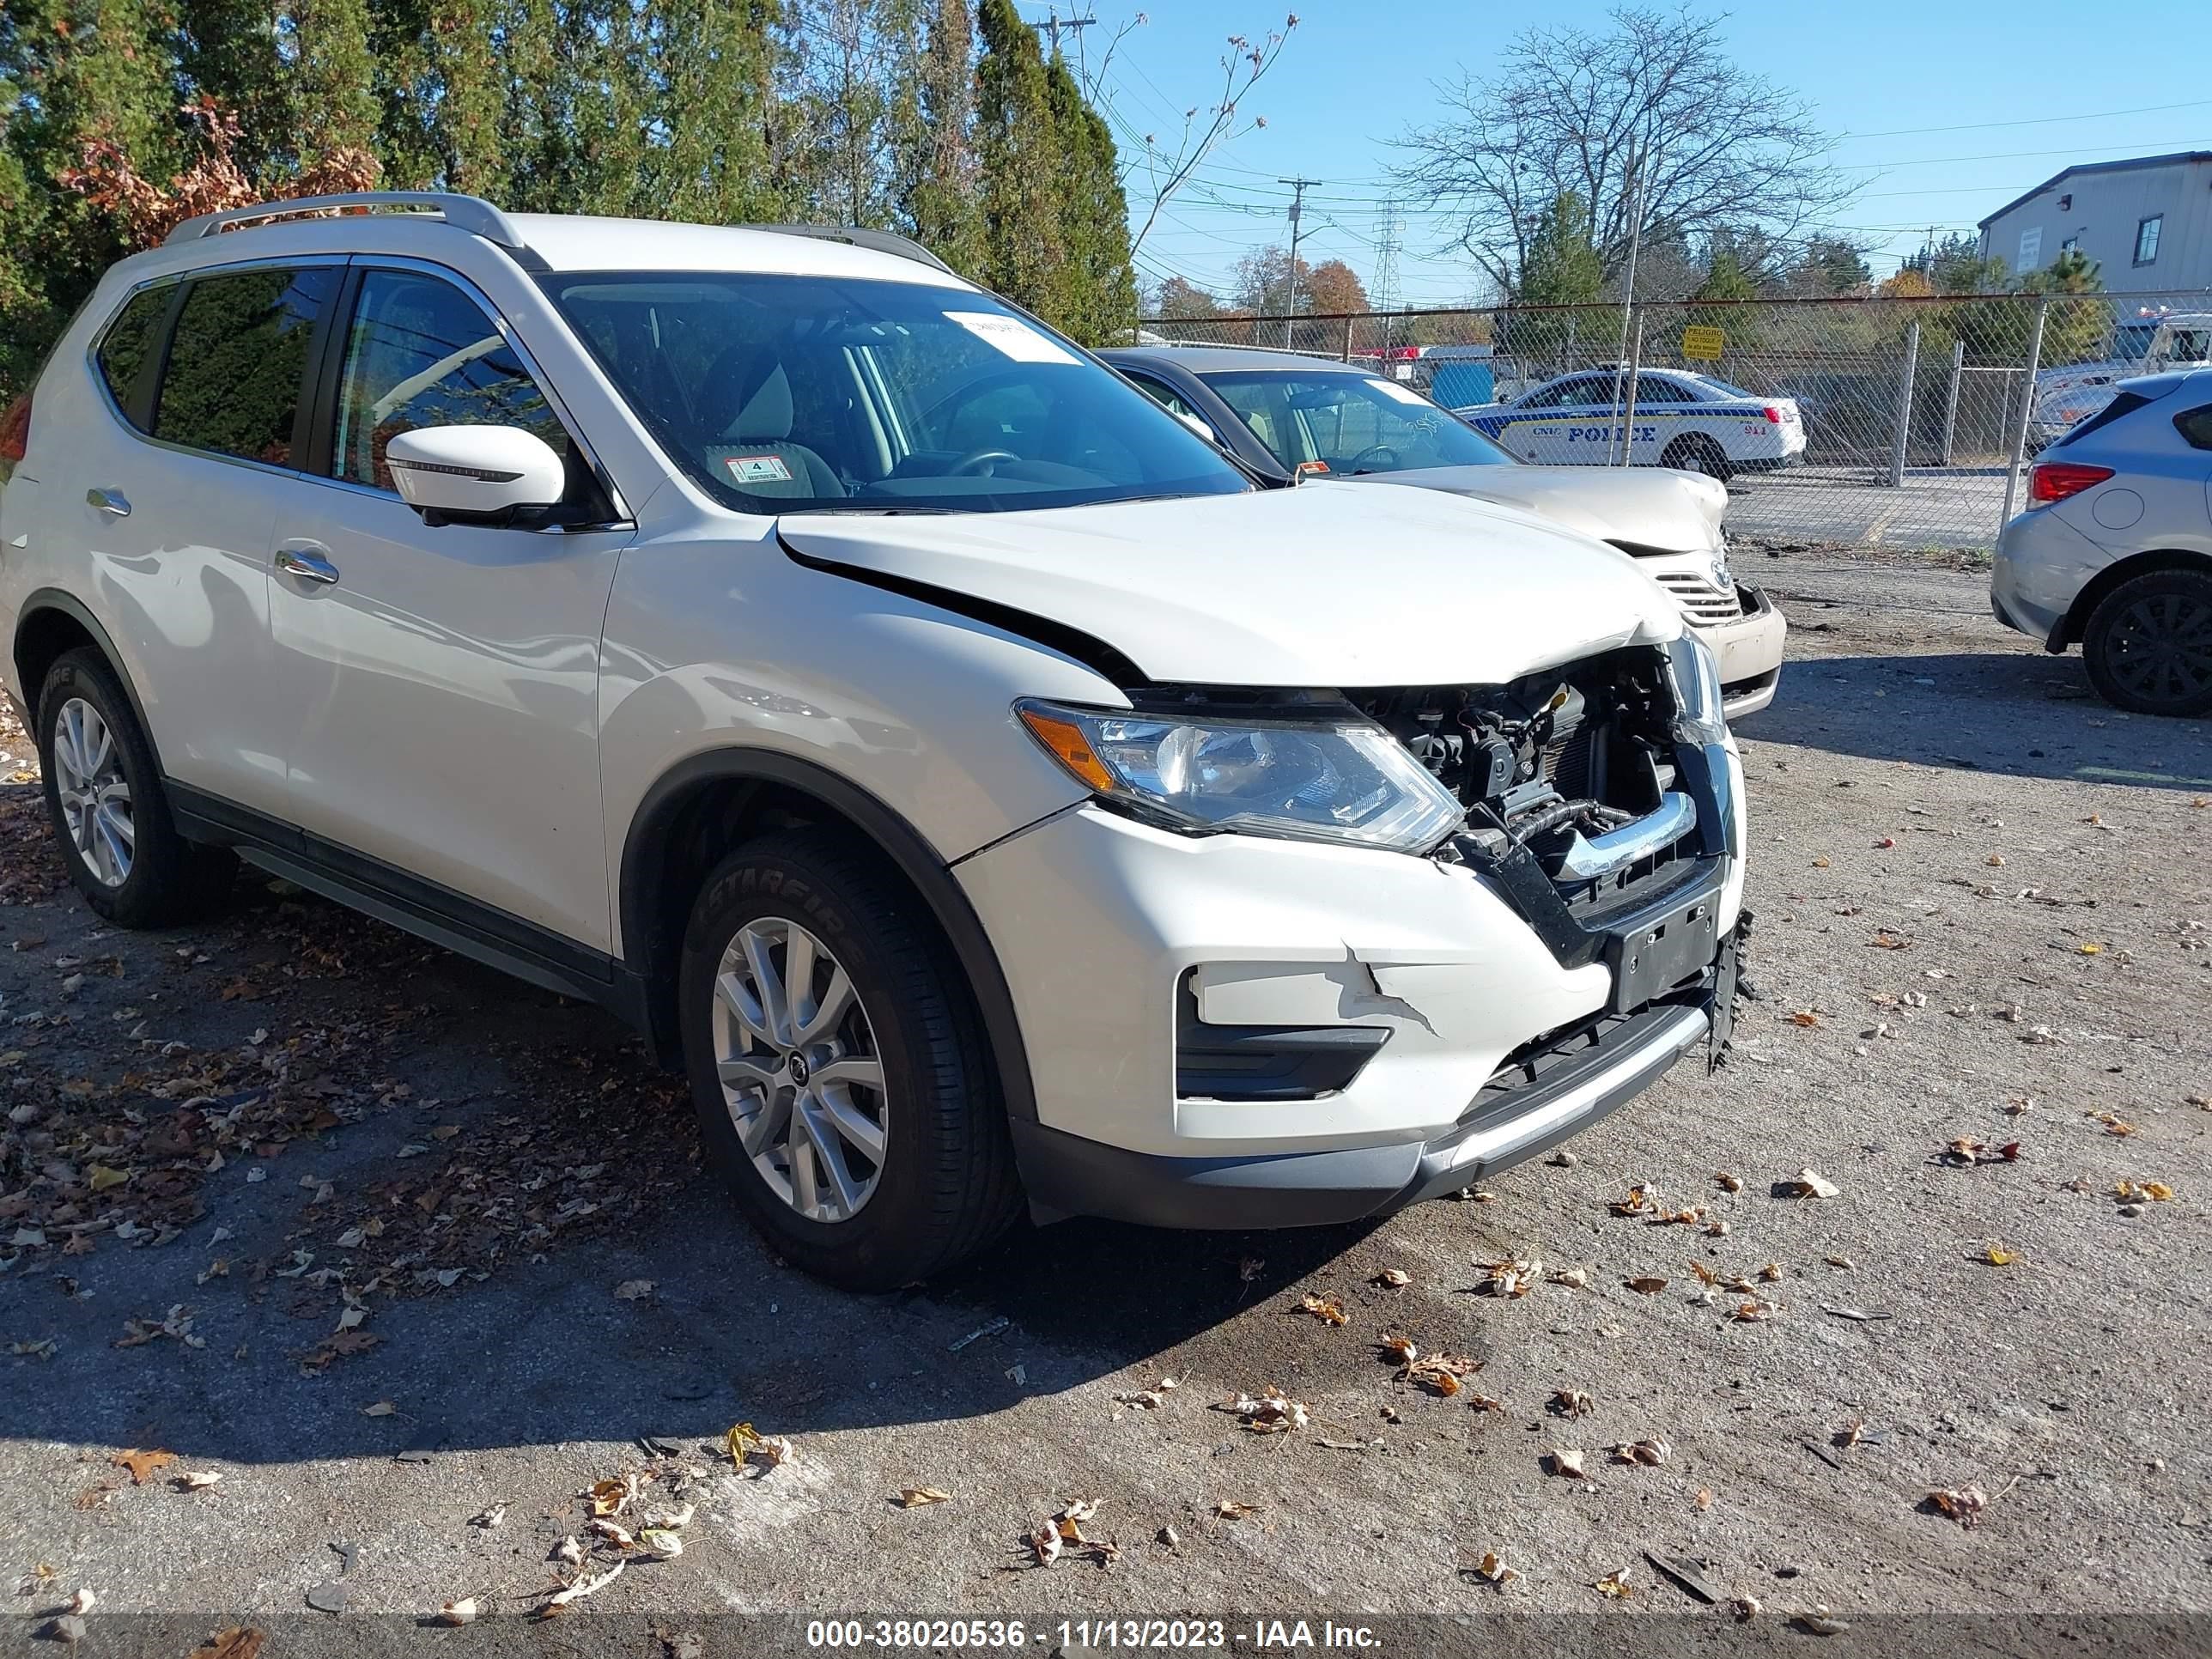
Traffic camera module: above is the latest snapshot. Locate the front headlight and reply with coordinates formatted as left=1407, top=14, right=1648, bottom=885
left=1663, top=633, right=1729, bottom=745
left=1710, top=538, right=1733, bottom=594
left=1016, top=699, right=1466, bottom=854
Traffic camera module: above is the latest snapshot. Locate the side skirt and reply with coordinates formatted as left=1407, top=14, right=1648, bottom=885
left=167, top=781, right=656, bottom=1043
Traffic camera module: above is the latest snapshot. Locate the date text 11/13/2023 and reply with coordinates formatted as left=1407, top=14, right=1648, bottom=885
left=805, top=1618, right=1383, bottom=1650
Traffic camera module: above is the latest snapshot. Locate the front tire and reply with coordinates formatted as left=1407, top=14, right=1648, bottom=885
left=36, top=649, right=234, bottom=926
left=678, top=831, right=1020, bottom=1289
left=2081, top=568, right=2212, bottom=718
left=1663, top=434, right=1732, bottom=481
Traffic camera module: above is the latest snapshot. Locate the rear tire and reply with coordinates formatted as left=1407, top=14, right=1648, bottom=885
left=1662, top=434, right=1731, bottom=482
left=36, top=649, right=235, bottom=927
left=2081, top=568, right=2212, bottom=718
left=678, top=830, right=1020, bottom=1290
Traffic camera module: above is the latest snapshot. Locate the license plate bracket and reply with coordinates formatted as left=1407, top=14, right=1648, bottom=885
left=1604, top=892, right=1720, bottom=1016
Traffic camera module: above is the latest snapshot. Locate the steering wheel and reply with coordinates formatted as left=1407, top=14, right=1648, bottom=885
left=948, top=447, right=1022, bottom=477
left=1344, top=443, right=1402, bottom=473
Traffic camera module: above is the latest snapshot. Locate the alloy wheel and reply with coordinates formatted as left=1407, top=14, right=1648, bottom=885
left=2105, top=592, right=2212, bottom=708
left=51, top=696, right=134, bottom=888
left=710, top=916, right=889, bottom=1223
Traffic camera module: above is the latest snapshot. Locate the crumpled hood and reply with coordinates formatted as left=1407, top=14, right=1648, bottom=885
left=778, top=481, right=1681, bottom=688
left=1360, top=464, right=1727, bottom=552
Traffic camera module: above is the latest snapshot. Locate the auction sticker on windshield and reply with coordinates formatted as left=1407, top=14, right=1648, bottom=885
left=724, top=453, right=795, bottom=484
left=946, top=310, right=1082, bottom=366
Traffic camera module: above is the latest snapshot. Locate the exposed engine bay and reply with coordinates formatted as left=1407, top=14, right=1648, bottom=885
left=1355, top=646, right=1692, bottom=905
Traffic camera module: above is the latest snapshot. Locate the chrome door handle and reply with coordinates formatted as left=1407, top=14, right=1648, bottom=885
left=274, top=546, right=341, bottom=586
left=86, top=488, right=131, bottom=518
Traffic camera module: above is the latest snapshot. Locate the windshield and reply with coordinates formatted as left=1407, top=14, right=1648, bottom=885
left=1688, top=374, right=1754, bottom=398
left=539, top=272, right=1249, bottom=514
left=2112, top=323, right=2160, bottom=361
left=1201, top=371, right=1516, bottom=474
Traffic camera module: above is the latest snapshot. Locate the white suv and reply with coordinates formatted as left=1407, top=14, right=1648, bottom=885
left=0, top=193, right=1747, bottom=1288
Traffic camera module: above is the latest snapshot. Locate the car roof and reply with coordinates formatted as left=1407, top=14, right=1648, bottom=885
left=510, top=216, right=972, bottom=283
left=1103, top=344, right=1370, bottom=376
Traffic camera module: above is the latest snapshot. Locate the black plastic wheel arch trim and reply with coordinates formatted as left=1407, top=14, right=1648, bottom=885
left=617, top=748, right=1039, bottom=1122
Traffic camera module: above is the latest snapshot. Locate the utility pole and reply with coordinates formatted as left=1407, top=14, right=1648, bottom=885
left=1610, top=142, right=1646, bottom=466
left=1279, top=175, right=1322, bottom=347
left=1029, top=7, right=1095, bottom=56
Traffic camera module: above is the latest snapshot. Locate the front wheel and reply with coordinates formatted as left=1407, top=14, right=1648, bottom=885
left=678, top=831, right=1020, bottom=1289
left=1662, top=434, right=1731, bottom=481
left=2081, top=568, right=2212, bottom=718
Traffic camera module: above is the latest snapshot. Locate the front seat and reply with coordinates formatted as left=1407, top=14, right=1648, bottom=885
left=699, top=349, right=842, bottom=500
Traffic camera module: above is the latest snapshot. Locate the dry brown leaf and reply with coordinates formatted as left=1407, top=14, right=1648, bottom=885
left=1213, top=1499, right=1257, bottom=1520
left=433, top=1599, right=477, bottom=1626
left=1466, top=1392, right=1504, bottom=1412
left=112, top=1449, right=174, bottom=1485
left=1547, top=1448, right=1589, bottom=1479
left=1468, top=1550, right=1518, bottom=1588
left=1298, top=1293, right=1348, bottom=1327
left=1377, top=1334, right=1419, bottom=1362
left=2115, top=1180, right=2175, bottom=1203
left=1787, top=1011, right=1821, bottom=1028
left=1733, top=1299, right=1779, bottom=1322
left=1695, top=1488, right=1716, bottom=1511
left=1714, top=1170, right=1743, bottom=1193
left=1113, top=1389, right=1167, bottom=1409
left=193, top=1627, right=266, bottom=1659
left=1929, top=1486, right=1990, bottom=1528
left=1374, top=1267, right=1412, bottom=1288
left=638, top=1528, right=684, bottom=1557
left=1477, top=1256, right=1543, bottom=1296
left=1550, top=1267, right=1589, bottom=1290
left=544, top=1559, right=623, bottom=1609
left=1225, top=1388, right=1308, bottom=1432
left=1790, top=1168, right=1841, bottom=1199
left=1826, top=1254, right=1856, bottom=1269
left=1594, top=1568, right=1634, bottom=1599
left=897, top=1486, right=951, bottom=1508
left=1551, top=1388, right=1595, bottom=1418
left=1984, top=1243, right=2017, bottom=1266
left=1688, top=1261, right=1719, bottom=1286
left=361, top=1401, right=395, bottom=1418
left=173, top=1469, right=223, bottom=1492
left=1625, top=1275, right=1668, bottom=1294
left=1610, top=1438, right=1671, bottom=1466
left=1758, top=1261, right=1784, bottom=1283
left=612, top=1279, right=654, bottom=1301
left=1608, top=1184, right=1658, bottom=1214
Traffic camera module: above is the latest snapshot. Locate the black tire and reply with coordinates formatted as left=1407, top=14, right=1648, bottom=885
left=1662, top=434, right=1732, bottom=482
left=35, top=649, right=235, bottom=927
left=678, top=830, right=1020, bottom=1290
left=2081, top=567, right=2212, bottom=718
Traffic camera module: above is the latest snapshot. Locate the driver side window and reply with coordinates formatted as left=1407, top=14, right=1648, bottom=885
left=331, top=269, right=570, bottom=493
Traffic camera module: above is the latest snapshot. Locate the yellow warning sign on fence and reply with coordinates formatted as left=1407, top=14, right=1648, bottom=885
left=1680, top=325, right=1725, bottom=362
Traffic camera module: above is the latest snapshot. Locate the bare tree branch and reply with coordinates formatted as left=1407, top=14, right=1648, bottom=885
left=1390, top=5, right=1858, bottom=295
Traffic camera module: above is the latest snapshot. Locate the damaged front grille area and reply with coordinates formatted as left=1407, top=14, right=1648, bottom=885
left=1354, top=645, right=1705, bottom=921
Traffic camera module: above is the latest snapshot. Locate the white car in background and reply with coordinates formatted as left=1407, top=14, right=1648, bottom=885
left=1103, top=346, right=1786, bottom=716
left=2030, top=313, right=2212, bottom=452
left=1454, top=368, right=1806, bottom=480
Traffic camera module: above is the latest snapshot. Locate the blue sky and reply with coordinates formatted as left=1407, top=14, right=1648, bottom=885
left=1060, top=0, right=2209, bottom=307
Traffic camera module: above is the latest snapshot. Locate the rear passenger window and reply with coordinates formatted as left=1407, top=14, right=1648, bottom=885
left=2175, top=404, right=2212, bottom=451
left=155, top=266, right=337, bottom=465
left=96, top=286, right=173, bottom=431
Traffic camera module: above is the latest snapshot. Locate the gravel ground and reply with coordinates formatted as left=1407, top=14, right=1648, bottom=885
left=3, top=551, right=2210, bottom=1641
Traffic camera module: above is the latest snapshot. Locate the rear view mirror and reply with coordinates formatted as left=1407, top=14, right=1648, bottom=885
left=1172, top=408, right=1218, bottom=443
left=385, top=425, right=565, bottom=526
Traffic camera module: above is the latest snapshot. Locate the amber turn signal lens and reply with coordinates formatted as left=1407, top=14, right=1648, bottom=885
left=1017, top=705, right=1117, bottom=793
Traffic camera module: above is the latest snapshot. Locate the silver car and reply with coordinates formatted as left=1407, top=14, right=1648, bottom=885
left=1991, top=368, right=2212, bottom=717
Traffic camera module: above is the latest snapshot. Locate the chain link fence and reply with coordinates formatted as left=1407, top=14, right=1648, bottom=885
left=1140, top=289, right=2212, bottom=552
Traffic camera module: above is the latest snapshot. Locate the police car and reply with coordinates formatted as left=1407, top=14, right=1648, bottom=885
left=1454, top=368, right=1806, bottom=480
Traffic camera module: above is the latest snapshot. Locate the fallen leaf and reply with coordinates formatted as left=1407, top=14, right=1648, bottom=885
left=544, top=1559, right=623, bottom=1609
left=1733, top=1300, right=1780, bottom=1322
left=1477, top=1255, right=1544, bottom=1296
left=1610, top=1438, right=1671, bottom=1466
left=1928, top=1486, right=1990, bottom=1528
left=612, top=1279, right=655, bottom=1301
left=86, top=1164, right=131, bottom=1193
left=1549, top=1267, right=1588, bottom=1290
left=1594, top=1568, right=1633, bottom=1598
left=1759, top=1261, right=1784, bottom=1283
left=1797, top=1606, right=1851, bottom=1636
left=2115, top=1180, right=2174, bottom=1203
left=191, top=1628, right=266, bottom=1659
left=1213, top=1499, right=1256, bottom=1520
left=1378, top=1334, right=1419, bottom=1362
left=898, top=1486, right=951, bottom=1508
left=590, top=1475, right=635, bottom=1517
left=67, top=1589, right=94, bottom=1616
left=1374, top=1267, right=1412, bottom=1288
left=362, top=1401, right=395, bottom=1418
left=1714, top=1170, right=1743, bottom=1193
left=112, top=1449, right=175, bottom=1484
left=1826, top=1255, right=1856, bottom=1269
left=1297, top=1292, right=1348, bottom=1327
left=1787, top=1011, right=1822, bottom=1028
left=1551, top=1388, right=1594, bottom=1418
left=1468, top=1550, right=1518, bottom=1588
left=1113, top=1389, right=1167, bottom=1409
left=173, top=1469, right=224, bottom=1491
left=1625, top=1275, right=1668, bottom=1294
left=638, top=1528, right=684, bottom=1557
left=433, top=1599, right=477, bottom=1626
left=1790, top=1168, right=1841, bottom=1199
left=470, top=1504, right=504, bottom=1529
left=1404, top=1353, right=1477, bottom=1396
left=550, top=1536, right=585, bottom=1567
left=1731, top=1596, right=1762, bottom=1622
left=2078, top=942, right=2103, bottom=956
left=1695, top=1488, right=1716, bottom=1511
left=725, top=1423, right=761, bottom=1466
left=1224, top=1388, right=1308, bottom=1432
left=1983, top=1243, right=2017, bottom=1266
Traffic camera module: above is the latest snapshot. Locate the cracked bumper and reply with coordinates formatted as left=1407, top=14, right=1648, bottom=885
left=955, top=787, right=1744, bottom=1223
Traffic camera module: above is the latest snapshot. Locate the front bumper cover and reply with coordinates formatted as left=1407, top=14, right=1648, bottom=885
left=1013, top=933, right=1734, bottom=1231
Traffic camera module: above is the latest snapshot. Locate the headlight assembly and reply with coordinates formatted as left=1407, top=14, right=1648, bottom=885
left=1662, top=632, right=1729, bottom=746
left=1016, top=699, right=1466, bottom=854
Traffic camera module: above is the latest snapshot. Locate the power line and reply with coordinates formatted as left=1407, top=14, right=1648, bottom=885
left=1278, top=175, right=1322, bottom=346
left=1025, top=7, right=1095, bottom=57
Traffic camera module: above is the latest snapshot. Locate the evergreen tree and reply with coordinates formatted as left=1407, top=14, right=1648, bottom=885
left=289, top=0, right=384, bottom=160
left=175, top=0, right=295, bottom=177
left=1045, top=52, right=1133, bottom=343
left=1513, top=191, right=1604, bottom=306
left=973, top=0, right=1064, bottom=319
left=1692, top=246, right=1756, bottom=302
left=893, top=0, right=982, bottom=273
left=648, top=0, right=781, bottom=222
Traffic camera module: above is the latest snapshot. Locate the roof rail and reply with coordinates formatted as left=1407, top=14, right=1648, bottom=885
left=166, top=191, right=527, bottom=251
left=743, top=222, right=957, bottom=276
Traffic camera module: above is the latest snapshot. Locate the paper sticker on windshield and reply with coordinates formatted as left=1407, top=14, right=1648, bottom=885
left=724, top=453, right=794, bottom=484
left=946, top=311, right=1082, bottom=366
left=1366, top=377, right=1433, bottom=407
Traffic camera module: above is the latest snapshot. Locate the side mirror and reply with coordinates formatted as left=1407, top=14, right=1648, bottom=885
left=1172, top=408, right=1219, bottom=445
left=385, top=425, right=566, bottom=526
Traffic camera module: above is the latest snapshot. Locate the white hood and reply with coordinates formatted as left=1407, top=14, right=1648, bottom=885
left=779, top=481, right=1680, bottom=688
left=1360, top=465, right=1727, bottom=553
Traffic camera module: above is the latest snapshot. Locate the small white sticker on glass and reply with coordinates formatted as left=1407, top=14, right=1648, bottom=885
left=724, top=453, right=794, bottom=484
left=1366, top=377, right=1433, bottom=407
left=946, top=311, right=1081, bottom=366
